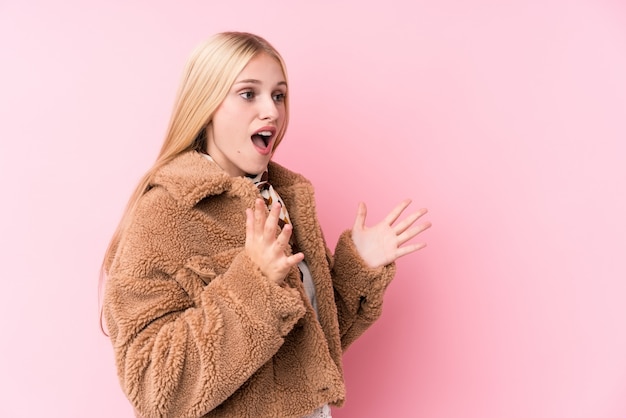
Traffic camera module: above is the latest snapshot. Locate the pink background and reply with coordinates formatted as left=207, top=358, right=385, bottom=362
left=1, top=0, right=625, bottom=417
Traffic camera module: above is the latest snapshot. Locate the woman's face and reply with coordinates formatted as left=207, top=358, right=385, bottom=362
left=206, top=53, right=287, bottom=177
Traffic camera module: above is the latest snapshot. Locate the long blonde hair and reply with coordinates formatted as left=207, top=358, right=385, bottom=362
left=100, top=32, right=289, bottom=308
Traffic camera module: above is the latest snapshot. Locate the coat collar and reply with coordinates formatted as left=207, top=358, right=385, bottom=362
left=151, top=151, right=311, bottom=208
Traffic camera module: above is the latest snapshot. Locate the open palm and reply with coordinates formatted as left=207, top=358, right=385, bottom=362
left=351, top=199, right=431, bottom=269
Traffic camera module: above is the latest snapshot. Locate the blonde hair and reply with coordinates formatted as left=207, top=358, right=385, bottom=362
left=100, top=32, right=289, bottom=312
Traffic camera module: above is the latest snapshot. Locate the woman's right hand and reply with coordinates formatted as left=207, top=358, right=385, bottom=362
left=245, top=198, right=304, bottom=285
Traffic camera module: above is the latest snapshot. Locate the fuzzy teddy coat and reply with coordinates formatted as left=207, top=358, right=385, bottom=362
left=104, top=151, right=396, bottom=418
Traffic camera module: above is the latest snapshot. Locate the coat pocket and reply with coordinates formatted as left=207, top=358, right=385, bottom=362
left=184, top=255, right=217, bottom=285
left=173, top=255, right=217, bottom=306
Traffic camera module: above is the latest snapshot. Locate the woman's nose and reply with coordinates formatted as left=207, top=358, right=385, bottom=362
left=259, top=95, right=279, bottom=121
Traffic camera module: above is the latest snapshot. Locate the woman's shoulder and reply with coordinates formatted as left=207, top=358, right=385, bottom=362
left=150, top=151, right=233, bottom=208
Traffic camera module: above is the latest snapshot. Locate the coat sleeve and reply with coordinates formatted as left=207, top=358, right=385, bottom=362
left=330, top=230, right=397, bottom=350
left=103, top=190, right=306, bottom=418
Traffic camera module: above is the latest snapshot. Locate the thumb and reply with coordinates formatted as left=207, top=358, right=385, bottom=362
left=353, top=202, right=367, bottom=231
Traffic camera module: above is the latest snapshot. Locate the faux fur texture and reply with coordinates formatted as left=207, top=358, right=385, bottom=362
left=104, top=151, right=396, bottom=418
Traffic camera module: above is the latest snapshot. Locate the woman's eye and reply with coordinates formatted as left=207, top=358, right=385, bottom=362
left=240, top=91, right=255, bottom=100
left=273, top=92, right=286, bottom=102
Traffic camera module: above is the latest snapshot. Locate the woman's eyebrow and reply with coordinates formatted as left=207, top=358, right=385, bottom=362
left=234, top=79, right=287, bottom=87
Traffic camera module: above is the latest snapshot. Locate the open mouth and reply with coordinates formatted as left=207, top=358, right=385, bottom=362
left=251, top=129, right=275, bottom=152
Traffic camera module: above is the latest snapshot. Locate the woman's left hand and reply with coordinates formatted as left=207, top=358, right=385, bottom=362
left=351, top=199, right=431, bottom=269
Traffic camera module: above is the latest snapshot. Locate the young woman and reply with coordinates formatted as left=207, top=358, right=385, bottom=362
left=102, top=31, right=430, bottom=418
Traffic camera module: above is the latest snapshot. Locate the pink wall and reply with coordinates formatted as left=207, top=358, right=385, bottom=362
left=1, top=0, right=625, bottom=417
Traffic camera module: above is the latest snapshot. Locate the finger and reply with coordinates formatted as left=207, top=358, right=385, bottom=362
left=264, top=202, right=281, bottom=238
left=286, top=251, right=305, bottom=266
left=275, top=222, right=294, bottom=249
left=395, top=242, right=427, bottom=259
left=393, top=208, right=428, bottom=235
left=276, top=248, right=304, bottom=268
left=384, top=199, right=412, bottom=226
left=397, top=221, right=432, bottom=246
left=253, top=198, right=266, bottom=232
left=272, top=247, right=304, bottom=277
left=352, top=202, right=367, bottom=231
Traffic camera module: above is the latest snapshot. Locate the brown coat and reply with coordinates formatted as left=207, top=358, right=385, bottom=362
left=104, top=151, right=396, bottom=418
